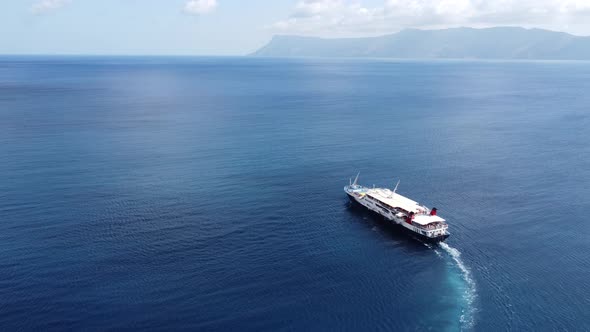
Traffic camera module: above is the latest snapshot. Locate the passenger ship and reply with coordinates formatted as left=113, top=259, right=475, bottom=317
left=344, top=174, right=449, bottom=242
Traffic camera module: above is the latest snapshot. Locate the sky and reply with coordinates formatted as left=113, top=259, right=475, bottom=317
left=2, top=0, right=590, bottom=55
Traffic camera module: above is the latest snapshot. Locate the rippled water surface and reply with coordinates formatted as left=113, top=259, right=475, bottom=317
left=1, top=57, right=589, bottom=331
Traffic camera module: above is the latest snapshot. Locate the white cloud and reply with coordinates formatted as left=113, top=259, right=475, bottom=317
left=31, top=0, right=71, bottom=14
left=29, top=1, right=221, bottom=16
left=271, top=0, right=590, bottom=37
left=185, top=0, right=218, bottom=15
left=292, top=0, right=346, bottom=17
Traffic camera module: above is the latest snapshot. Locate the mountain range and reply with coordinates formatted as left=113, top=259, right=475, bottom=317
left=251, top=27, right=590, bottom=60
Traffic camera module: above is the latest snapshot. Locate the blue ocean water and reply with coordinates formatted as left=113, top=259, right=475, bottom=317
left=1, top=56, right=589, bottom=331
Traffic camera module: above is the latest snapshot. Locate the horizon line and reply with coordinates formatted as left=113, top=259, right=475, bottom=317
left=2, top=54, right=590, bottom=63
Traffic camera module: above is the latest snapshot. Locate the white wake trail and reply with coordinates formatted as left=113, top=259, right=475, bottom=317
left=423, top=242, right=443, bottom=257
left=439, top=242, right=477, bottom=331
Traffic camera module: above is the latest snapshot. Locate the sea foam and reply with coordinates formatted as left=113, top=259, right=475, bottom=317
left=439, top=243, right=477, bottom=331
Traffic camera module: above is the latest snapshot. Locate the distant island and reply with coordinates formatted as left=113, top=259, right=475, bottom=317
left=252, top=27, right=590, bottom=60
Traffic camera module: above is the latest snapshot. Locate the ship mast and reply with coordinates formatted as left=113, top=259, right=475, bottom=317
left=353, top=172, right=360, bottom=186
left=393, top=180, right=400, bottom=193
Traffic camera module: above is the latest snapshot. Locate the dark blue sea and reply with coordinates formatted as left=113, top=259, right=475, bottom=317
left=1, top=56, right=589, bottom=331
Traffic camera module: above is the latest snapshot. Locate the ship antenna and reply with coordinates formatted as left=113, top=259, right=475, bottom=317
left=349, top=178, right=352, bottom=186
left=353, top=172, right=360, bottom=186
left=393, top=180, right=400, bottom=193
